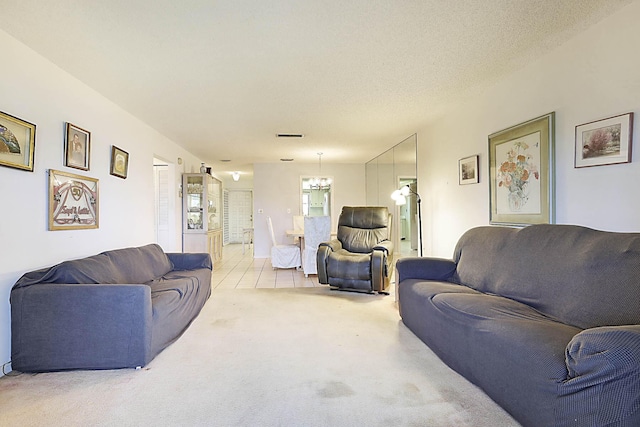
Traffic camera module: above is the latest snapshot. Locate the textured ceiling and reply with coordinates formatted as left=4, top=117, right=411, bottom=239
left=1, top=0, right=632, bottom=176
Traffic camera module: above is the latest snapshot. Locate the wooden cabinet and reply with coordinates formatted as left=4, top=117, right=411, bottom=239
left=183, top=173, right=222, bottom=269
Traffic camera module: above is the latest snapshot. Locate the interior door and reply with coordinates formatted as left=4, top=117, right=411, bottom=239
left=228, top=189, right=253, bottom=243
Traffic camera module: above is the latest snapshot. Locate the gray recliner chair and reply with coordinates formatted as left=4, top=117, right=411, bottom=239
left=316, top=206, right=393, bottom=294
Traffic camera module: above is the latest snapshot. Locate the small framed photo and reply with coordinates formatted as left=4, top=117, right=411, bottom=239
left=64, top=123, right=90, bottom=171
left=575, top=112, right=633, bottom=168
left=49, top=169, right=99, bottom=230
left=459, top=155, right=479, bottom=185
left=0, top=111, right=36, bottom=172
left=110, top=145, right=129, bottom=179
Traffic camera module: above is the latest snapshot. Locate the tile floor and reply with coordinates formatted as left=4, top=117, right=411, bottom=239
left=211, top=242, right=416, bottom=290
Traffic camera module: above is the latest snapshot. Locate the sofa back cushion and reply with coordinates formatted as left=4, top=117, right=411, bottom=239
left=452, top=225, right=640, bottom=329
left=14, top=244, right=173, bottom=288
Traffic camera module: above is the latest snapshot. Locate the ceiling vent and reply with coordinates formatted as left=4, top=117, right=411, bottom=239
left=276, top=133, right=304, bottom=138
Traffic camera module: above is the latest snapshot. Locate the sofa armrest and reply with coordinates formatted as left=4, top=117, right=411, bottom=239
left=395, top=257, right=457, bottom=283
left=11, top=283, right=152, bottom=372
left=167, top=252, right=212, bottom=271
left=562, top=325, right=640, bottom=425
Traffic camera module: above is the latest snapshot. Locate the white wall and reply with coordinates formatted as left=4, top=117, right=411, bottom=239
left=253, top=162, right=366, bottom=258
left=417, top=1, right=640, bottom=258
left=0, top=31, right=205, bottom=372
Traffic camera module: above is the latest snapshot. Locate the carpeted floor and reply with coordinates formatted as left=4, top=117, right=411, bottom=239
left=0, top=287, right=520, bottom=426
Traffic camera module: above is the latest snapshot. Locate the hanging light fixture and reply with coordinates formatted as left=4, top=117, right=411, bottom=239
left=231, top=171, right=240, bottom=181
left=310, top=152, right=331, bottom=189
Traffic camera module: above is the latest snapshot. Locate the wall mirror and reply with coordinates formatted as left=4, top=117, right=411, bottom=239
left=365, top=134, right=417, bottom=257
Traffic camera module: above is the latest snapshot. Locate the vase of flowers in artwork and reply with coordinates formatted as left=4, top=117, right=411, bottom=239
left=497, top=141, right=538, bottom=212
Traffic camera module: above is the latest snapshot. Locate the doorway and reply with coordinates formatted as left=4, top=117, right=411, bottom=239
left=153, top=157, right=178, bottom=252
left=226, top=189, right=253, bottom=244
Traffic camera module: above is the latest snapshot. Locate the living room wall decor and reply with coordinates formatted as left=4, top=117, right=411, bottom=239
left=48, top=169, right=99, bottom=230
left=110, top=145, right=129, bottom=179
left=458, top=155, right=479, bottom=185
left=0, top=110, right=36, bottom=172
left=574, top=112, right=633, bottom=168
left=488, top=112, right=555, bottom=226
left=64, top=122, right=91, bottom=171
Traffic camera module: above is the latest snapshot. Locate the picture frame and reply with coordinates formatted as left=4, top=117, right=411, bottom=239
left=0, top=111, right=36, bottom=171
left=64, top=122, right=90, bottom=171
left=574, top=112, right=633, bottom=168
left=110, top=145, right=129, bottom=179
left=489, top=112, right=555, bottom=226
left=459, top=155, right=479, bottom=185
left=49, top=169, right=99, bottom=230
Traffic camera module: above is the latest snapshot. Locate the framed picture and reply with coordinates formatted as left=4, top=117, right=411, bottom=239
left=49, top=169, right=99, bottom=230
left=64, top=123, right=90, bottom=171
left=110, top=145, right=129, bottom=179
left=0, top=111, right=36, bottom=171
left=489, top=112, right=555, bottom=226
left=574, top=112, right=633, bottom=168
left=459, top=155, right=479, bottom=185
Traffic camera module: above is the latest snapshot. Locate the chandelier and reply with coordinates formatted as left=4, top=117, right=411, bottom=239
left=309, top=152, right=332, bottom=189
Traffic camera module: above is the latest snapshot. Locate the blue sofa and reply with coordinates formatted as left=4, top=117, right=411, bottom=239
left=396, top=224, right=640, bottom=427
left=10, top=244, right=212, bottom=372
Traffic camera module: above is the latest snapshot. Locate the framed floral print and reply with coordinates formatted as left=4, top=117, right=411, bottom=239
left=0, top=111, right=36, bottom=171
left=64, top=122, right=90, bottom=171
left=489, top=112, right=555, bottom=226
left=49, top=169, right=99, bottom=230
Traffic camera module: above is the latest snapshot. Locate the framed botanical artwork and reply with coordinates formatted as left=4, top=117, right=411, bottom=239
left=64, top=122, right=90, bottom=171
left=489, top=112, right=555, bottom=226
left=49, top=169, right=99, bottom=230
left=0, top=111, right=36, bottom=171
left=459, top=155, right=479, bottom=185
left=110, top=145, right=129, bottom=179
left=574, top=112, right=633, bottom=168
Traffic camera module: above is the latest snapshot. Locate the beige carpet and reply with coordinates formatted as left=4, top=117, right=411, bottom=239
left=0, top=287, right=519, bottom=426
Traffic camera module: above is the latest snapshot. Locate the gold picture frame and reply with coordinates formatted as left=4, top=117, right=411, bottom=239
left=64, top=122, right=91, bottom=171
left=0, top=111, right=36, bottom=171
left=489, top=112, right=555, bottom=226
left=110, top=145, right=129, bottom=179
left=49, top=169, right=99, bottom=230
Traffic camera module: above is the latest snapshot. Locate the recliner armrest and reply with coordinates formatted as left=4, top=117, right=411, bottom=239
left=318, top=239, right=342, bottom=252
left=373, top=239, right=393, bottom=255
left=317, top=239, right=342, bottom=284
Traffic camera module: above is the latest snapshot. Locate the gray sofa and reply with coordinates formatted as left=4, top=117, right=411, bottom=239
left=11, top=244, right=212, bottom=372
left=396, top=224, right=640, bottom=427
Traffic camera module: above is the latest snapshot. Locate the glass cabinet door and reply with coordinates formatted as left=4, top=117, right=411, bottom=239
left=186, top=175, right=205, bottom=230
left=208, top=178, right=221, bottom=230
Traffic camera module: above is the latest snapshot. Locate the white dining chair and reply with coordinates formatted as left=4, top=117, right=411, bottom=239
left=302, top=216, right=331, bottom=277
left=267, top=217, right=301, bottom=269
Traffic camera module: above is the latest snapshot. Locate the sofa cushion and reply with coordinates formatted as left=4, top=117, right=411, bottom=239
left=14, top=243, right=173, bottom=287
left=452, top=224, right=640, bottom=329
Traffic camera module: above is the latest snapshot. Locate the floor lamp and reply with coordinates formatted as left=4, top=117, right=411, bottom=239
left=391, top=184, right=423, bottom=257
